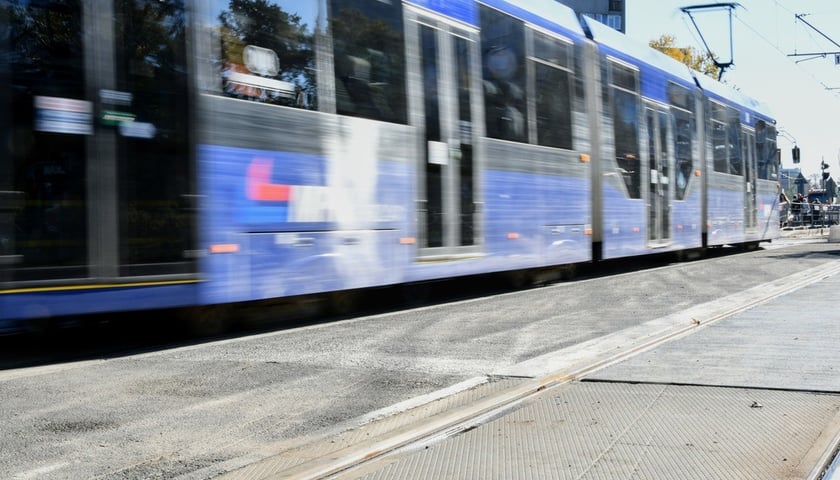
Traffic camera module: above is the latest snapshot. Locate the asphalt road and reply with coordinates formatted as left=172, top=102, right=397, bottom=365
left=1, top=240, right=837, bottom=479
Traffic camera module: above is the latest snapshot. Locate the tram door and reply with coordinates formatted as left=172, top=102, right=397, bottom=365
left=645, top=106, right=672, bottom=246
left=1, top=1, right=194, bottom=283
left=742, top=129, right=758, bottom=231
left=406, top=11, right=481, bottom=255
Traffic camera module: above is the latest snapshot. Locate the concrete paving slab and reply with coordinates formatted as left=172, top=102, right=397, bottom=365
left=588, top=274, right=840, bottom=393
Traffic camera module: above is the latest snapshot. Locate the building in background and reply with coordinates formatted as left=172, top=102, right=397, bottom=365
left=557, top=0, right=625, bottom=33
left=780, top=167, right=804, bottom=198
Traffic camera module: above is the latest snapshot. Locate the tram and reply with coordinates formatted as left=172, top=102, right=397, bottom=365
left=0, top=0, right=780, bottom=333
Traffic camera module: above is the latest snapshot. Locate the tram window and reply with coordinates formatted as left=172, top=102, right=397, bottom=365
left=3, top=0, right=89, bottom=279
left=755, top=120, right=767, bottom=179
left=216, top=0, right=318, bottom=109
left=115, top=0, right=192, bottom=270
left=673, top=110, right=693, bottom=200
left=480, top=6, right=528, bottom=143
left=668, top=82, right=692, bottom=110
left=766, top=125, right=778, bottom=180
left=531, top=31, right=573, bottom=150
left=756, top=121, right=778, bottom=180
left=534, top=64, right=572, bottom=148
left=669, top=83, right=694, bottom=200
left=611, top=61, right=637, bottom=92
left=711, top=102, right=740, bottom=175
left=610, top=62, right=641, bottom=199
left=711, top=121, right=727, bottom=173
left=728, top=120, right=742, bottom=175
left=330, top=0, right=406, bottom=123
left=532, top=29, right=570, bottom=68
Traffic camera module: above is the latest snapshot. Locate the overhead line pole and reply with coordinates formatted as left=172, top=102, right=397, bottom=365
left=787, top=14, right=840, bottom=86
left=793, top=14, right=840, bottom=51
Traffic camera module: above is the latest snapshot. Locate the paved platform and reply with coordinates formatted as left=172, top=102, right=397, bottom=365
left=330, top=266, right=840, bottom=479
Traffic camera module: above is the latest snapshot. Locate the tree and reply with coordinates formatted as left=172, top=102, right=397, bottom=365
left=649, top=35, right=719, bottom=79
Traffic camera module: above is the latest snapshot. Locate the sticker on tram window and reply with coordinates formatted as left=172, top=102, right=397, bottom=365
left=34, top=96, right=93, bottom=135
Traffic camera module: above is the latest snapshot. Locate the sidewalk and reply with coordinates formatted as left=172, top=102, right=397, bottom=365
left=781, top=226, right=832, bottom=239
left=332, top=264, right=840, bottom=479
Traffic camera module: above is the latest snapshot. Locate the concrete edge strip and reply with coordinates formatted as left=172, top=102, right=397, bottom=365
left=221, top=258, right=840, bottom=480
left=804, top=407, right=840, bottom=480
left=355, top=376, right=490, bottom=426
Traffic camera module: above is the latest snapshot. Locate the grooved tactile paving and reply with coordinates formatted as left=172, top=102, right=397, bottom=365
left=346, top=382, right=840, bottom=480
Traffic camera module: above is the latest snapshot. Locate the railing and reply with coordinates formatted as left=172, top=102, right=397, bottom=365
left=780, top=202, right=840, bottom=228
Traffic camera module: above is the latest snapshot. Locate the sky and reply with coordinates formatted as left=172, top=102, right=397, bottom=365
left=625, top=0, right=840, bottom=177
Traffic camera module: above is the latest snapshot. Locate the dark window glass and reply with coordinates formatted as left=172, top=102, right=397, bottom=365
left=711, top=118, right=727, bottom=173
left=455, top=36, right=475, bottom=246
left=531, top=31, right=572, bottom=149
left=611, top=62, right=640, bottom=199
left=728, top=119, right=742, bottom=175
left=534, top=63, right=572, bottom=149
left=420, top=25, right=442, bottom=247
left=613, top=89, right=640, bottom=198
left=2, top=1, right=89, bottom=280
left=668, top=82, right=692, bottom=110
left=115, top=0, right=193, bottom=271
left=421, top=26, right=440, bottom=143
left=647, top=111, right=656, bottom=215
left=659, top=111, right=670, bottom=234
left=673, top=110, right=693, bottom=200
left=216, top=0, right=318, bottom=109
left=611, top=61, right=636, bottom=91
left=756, top=121, right=778, bottom=180
left=532, top=31, right=569, bottom=68
left=455, top=37, right=473, bottom=132
left=669, top=83, right=694, bottom=200
left=330, top=0, right=406, bottom=123
left=755, top=120, right=766, bottom=179
left=711, top=102, right=740, bottom=175
left=480, top=5, right=527, bottom=143
left=766, top=125, right=778, bottom=180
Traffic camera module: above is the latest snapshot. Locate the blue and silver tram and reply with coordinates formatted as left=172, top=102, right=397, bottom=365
left=0, top=0, right=779, bottom=333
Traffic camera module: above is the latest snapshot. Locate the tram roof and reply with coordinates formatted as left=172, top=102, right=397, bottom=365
left=582, top=16, right=696, bottom=87
left=694, top=73, right=775, bottom=122
left=494, top=0, right=584, bottom=37
left=409, top=0, right=585, bottom=39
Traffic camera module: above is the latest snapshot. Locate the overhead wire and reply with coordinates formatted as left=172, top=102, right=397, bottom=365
left=730, top=4, right=840, bottom=96
left=666, top=1, right=840, bottom=95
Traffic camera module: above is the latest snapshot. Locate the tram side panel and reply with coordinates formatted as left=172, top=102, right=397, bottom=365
left=479, top=142, right=591, bottom=270
left=197, top=99, right=414, bottom=305
left=706, top=173, right=746, bottom=246
left=755, top=179, right=782, bottom=241
left=701, top=90, right=780, bottom=247
left=585, top=18, right=703, bottom=260
left=751, top=122, right=782, bottom=243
